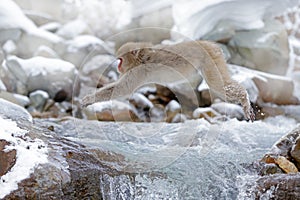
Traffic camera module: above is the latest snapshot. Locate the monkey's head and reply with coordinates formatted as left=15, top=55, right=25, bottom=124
left=116, top=42, right=153, bottom=74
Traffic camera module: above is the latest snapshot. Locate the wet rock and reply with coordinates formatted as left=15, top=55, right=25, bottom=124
left=275, top=155, right=298, bottom=174
left=4, top=56, right=79, bottom=100
left=0, top=140, right=16, bottom=176
left=291, top=136, right=300, bottom=168
left=83, top=100, right=140, bottom=122
left=269, top=126, right=300, bottom=158
left=249, top=174, right=300, bottom=199
left=228, top=20, right=289, bottom=75
left=29, top=90, right=49, bottom=112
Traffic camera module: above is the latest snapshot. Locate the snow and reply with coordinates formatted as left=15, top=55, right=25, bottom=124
left=78, top=0, right=131, bottom=38
left=172, top=0, right=300, bottom=39
left=56, top=19, right=89, bottom=39
left=29, top=90, right=49, bottom=99
left=0, top=116, right=48, bottom=199
left=66, top=35, right=113, bottom=54
left=87, top=100, right=132, bottom=113
left=0, top=79, right=6, bottom=91
left=130, top=0, right=173, bottom=18
left=7, top=56, right=75, bottom=78
left=165, top=100, right=181, bottom=112
left=0, top=0, right=36, bottom=31
left=130, top=93, right=154, bottom=109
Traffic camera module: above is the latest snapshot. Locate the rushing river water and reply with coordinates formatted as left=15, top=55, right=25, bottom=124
left=59, top=116, right=297, bottom=199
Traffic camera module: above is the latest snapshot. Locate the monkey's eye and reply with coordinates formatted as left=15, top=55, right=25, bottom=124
left=117, top=58, right=123, bottom=73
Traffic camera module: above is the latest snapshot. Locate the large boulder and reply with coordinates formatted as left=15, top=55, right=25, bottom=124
left=229, top=65, right=299, bottom=105
left=3, top=56, right=79, bottom=100
left=228, top=20, right=290, bottom=75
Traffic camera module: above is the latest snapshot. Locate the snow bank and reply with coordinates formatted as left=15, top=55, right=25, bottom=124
left=172, top=0, right=300, bottom=39
left=0, top=116, right=48, bottom=199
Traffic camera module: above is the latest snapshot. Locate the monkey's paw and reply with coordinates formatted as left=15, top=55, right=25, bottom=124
left=81, top=94, right=95, bottom=108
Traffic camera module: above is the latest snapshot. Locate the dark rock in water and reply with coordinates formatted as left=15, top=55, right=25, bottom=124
left=241, top=126, right=300, bottom=199
left=0, top=140, right=16, bottom=176
left=291, top=136, right=300, bottom=169
left=253, top=174, right=300, bottom=199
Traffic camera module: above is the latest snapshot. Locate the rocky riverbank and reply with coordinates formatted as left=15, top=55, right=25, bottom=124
left=1, top=0, right=300, bottom=199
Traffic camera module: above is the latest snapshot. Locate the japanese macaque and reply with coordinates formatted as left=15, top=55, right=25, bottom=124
left=82, top=41, right=255, bottom=121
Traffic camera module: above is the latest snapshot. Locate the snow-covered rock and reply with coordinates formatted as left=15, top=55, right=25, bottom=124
left=0, top=91, right=30, bottom=107
left=172, top=0, right=299, bottom=40
left=211, top=102, right=244, bottom=120
left=56, top=35, right=114, bottom=67
left=0, top=99, right=47, bottom=199
left=81, top=54, right=116, bottom=87
left=56, top=19, right=91, bottom=39
left=13, top=0, right=79, bottom=23
left=39, top=22, right=62, bottom=33
left=129, top=93, right=154, bottom=110
left=229, top=65, right=299, bottom=105
left=78, top=0, right=131, bottom=39
left=0, top=0, right=63, bottom=58
left=192, top=107, right=222, bottom=122
left=16, top=28, right=62, bottom=58
left=4, top=56, right=79, bottom=100
left=84, top=100, right=140, bottom=122
left=33, top=45, right=59, bottom=58
left=29, top=90, right=49, bottom=112
left=0, top=79, right=6, bottom=91
left=23, top=10, right=54, bottom=26
left=165, top=100, right=182, bottom=122
left=228, top=20, right=290, bottom=75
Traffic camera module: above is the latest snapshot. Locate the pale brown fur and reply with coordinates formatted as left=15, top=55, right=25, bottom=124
left=82, top=41, right=255, bottom=121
